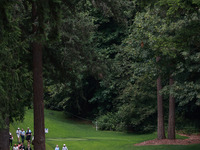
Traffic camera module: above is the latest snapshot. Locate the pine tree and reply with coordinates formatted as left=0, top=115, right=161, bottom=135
left=156, top=57, right=166, bottom=139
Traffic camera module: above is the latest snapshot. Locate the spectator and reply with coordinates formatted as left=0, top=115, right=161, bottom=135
left=9, top=132, right=13, bottom=147
left=26, top=127, right=32, bottom=145
left=21, top=128, right=25, bottom=143
left=26, top=144, right=32, bottom=150
left=13, top=144, right=18, bottom=150
left=55, top=145, right=59, bottom=150
left=16, top=128, right=21, bottom=143
left=18, top=142, right=22, bottom=149
left=19, top=142, right=25, bottom=150
left=62, top=144, right=68, bottom=150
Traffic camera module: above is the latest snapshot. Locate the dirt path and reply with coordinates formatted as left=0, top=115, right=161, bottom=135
left=135, top=134, right=200, bottom=146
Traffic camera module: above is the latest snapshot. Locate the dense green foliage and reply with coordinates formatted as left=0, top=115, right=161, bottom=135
left=1, top=0, right=200, bottom=135
left=0, top=0, right=32, bottom=128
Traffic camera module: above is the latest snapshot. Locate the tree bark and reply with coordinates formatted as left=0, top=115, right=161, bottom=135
left=32, top=1, right=46, bottom=150
left=168, top=76, right=175, bottom=139
left=0, top=118, right=9, bottom=150
left=156, top=56, right=166, bottom=139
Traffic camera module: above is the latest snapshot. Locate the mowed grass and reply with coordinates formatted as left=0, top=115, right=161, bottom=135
left=10, top=109, right=200, bottom=150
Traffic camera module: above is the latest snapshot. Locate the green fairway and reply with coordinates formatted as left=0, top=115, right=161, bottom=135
left=10, top=109, right=200, bottom=150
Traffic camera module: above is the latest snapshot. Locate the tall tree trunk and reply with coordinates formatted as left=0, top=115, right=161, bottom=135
left=0, top=117, right=9, bottom=150
left=156, top=56, right=166, bottom=139
left=32, top=2, right=46, bottom=150
left=168, top=76, right=175, bottom=139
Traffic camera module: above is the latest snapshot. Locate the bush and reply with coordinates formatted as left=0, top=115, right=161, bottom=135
left=96, top=113, right=122, bottom=131
left=96, top=103, right=157, bottom=133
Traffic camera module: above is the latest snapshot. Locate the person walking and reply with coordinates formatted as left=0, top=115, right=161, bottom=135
left=55, top=145, right=59, bottom=150
left=21, top=128, right=25, bottom=143
left=16, top=128, right=21, bottom=143
left=9, top=132, right=13, bottom=147
left=26, top=127, right=32, bottom=145
left=62, top=144, right=68, bottom=150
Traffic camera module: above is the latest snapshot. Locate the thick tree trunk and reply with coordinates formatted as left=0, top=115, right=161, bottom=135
left=33, top=42, right=46, bottom=150
left=0, top=118, right=10, bottom=150
left=32, top=2, right=46, bottom=150
left=156, top=56, right=166, bottom=139
left=168, top=76, right=175, bottom=139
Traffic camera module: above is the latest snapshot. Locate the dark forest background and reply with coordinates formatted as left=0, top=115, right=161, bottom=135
left=1, top=0, right=200, bottom=137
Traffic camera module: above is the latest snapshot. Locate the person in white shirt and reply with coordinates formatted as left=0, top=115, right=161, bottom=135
left=16, top=128, right=21, bottom=143
left=13, top=144, right=18, bottom=150
left=62, top=144, right=68, bottom=150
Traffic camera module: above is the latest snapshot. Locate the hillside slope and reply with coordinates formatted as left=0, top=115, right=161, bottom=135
left=10, top=109, right=200, bottom=150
